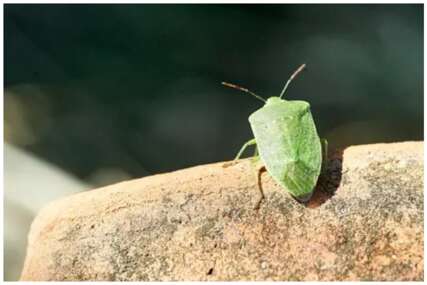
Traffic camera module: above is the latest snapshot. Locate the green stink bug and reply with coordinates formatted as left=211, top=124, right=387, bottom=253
left=222, top=64, right=327, bottom=202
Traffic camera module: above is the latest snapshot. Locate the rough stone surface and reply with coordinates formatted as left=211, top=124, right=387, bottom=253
left=20, top=141, right=423, bottom=281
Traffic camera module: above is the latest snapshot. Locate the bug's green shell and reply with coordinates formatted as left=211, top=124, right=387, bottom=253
left=249, top=97, right=322, bottom=200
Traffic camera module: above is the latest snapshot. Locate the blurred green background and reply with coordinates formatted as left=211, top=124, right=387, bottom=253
left=5, top=4, right=423, bottom=186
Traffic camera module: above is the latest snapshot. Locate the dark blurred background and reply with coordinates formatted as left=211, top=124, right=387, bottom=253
left=4, top=4, right=423, bottom=187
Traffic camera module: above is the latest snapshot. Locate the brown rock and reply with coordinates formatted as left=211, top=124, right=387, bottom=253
left=20, top=141, right=423, bottom=281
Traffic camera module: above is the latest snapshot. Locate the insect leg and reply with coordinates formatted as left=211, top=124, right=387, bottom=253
left=250, top=146, right=261, bottom=164
left=253, top=146, right=259, bottom=157
left=234, top=139, right=265, bottom=210
left=254, top=165, right=266, bottom=210
left=321, top=138, right=328, bottom=174
left=234, top=138, right=257, bottom=161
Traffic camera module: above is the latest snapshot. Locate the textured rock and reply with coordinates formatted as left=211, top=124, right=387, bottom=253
left=20, top=141, right=423, bottom=281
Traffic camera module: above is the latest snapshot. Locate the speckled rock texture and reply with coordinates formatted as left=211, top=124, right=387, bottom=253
left=20, top=141, right=423, bottom=281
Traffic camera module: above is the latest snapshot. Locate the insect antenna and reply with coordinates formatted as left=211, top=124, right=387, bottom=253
left=221, top=82, right=266, bottom=103
left=279, top=63, right=306, bottom=99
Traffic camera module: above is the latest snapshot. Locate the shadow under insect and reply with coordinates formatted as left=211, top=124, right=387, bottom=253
left=305, top=148, right=344, bottom=208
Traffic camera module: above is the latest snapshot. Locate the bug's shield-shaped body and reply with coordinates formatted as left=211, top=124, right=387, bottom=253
left=249, top=97, right=322, bottom=200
